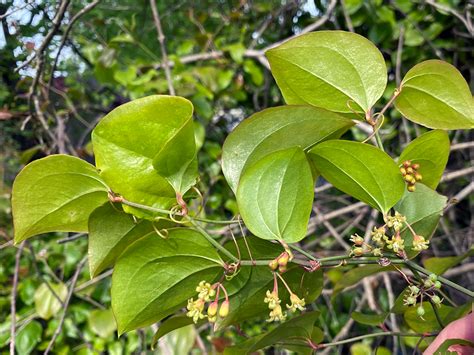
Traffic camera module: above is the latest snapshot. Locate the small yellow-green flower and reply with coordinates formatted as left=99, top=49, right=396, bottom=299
left=412, top=234, right=429, bottom=251
left=371, top=226, right=386, bottom=246
left=264, top=290, right=280, bottom=310
left=267, top=304, right=287, bottom=322
left=387, top=234, right=405, bottom=253
left=286, top=293, right=305, bottom=312
left=384, top=212, right=406, bottom=232
left=186, top=298, right=205, bottom=323
left=196, top=281, right=215, bottom=301
left=349, top=234, right=364, bottom=246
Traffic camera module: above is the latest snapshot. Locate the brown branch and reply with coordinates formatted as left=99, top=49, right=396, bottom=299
left=46, top=0, right=101, bottom=95
left=149, top=0, right=175, bottom=95
left=44, top=258, right=87, bottom=355
left=10, top=242, right=25, bottom=355
left=17, top=0, right=71, bottom=73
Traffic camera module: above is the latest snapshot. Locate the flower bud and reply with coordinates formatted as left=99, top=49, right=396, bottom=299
left=417, top=306, right=425, bottom=317
left=429, top=274, right=438, bottom=282
left=407, top=185, right=416, bottom=192
left=414, top=173, right=422, bottom=181
left=269, top=259, right=278, bottom=271
left=403, top=160, right=412, bottom=168
left=351, top=247, right=364, bottom=257
left=400, top=167, right=407, bottom=175
left=431, top=295, right=441, bottom=305
left=405, top=296, right=416, bottom=306
left=434, top=281, right=441, bottom=289
left=207, top=301, right=218, bottom=317
left=278, top=252, right=289, bottom=266
left=278, top=264, right=287, bottom=273
left=406, top=167, right=414, bottom=174
left=219, top=300, right=229, bottom=318
left=411, top=163, right=420, bottom=170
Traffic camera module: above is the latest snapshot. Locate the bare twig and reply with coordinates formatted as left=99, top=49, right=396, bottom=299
left=17, top=0, right=71, bottom=73
left=441, top=166, right=474, bottom=182
left=149, top=0, right=175, bottom=95
left=341, top=0, right=354, bottom=32
left=446, top=182, right=474, bottom=211
left=47, top=0, right=101, bottom=95
left=44, top=258, right=87, bottom=355
left=10, top=242, right=25, bottom=355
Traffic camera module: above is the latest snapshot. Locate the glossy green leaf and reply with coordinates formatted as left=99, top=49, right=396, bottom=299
left=111, top=228, right=223, bottom=334
left=151, top=315, right=204, bottom=349
left=351, top=311, right=388, bottom=326
left=88, top=203, right=156, bottom=277
left=395, top=60, right=474, bottom=129
left=332, top=265, right=394, bottom=298
left=34, top=282, right=68, bottom=320
left=215, top=266, right=323, bottom=330
left=12, top=155, right=108, bottom=243
left=399, top=130, right=450, bottom=189
left=224, top=311, right=320, bottom=354
left=394, top=184, right=447, bottom=259
left=155, top=325, right=196, bottom=354
left=222, top=105, right=354, bottom=192
left=423, top=246, right=474, bottom=275
left=152, top=113, right=197, bottom=194
left=15, top=320, right=42, bottom=355
left=88, top=309, right=117, bottom=338
left=309, top=140, right=405, bottom=213
left=236, top=147, right=314, bottom=243
left=92, top=95, right=195, bottom=218
left=266, top=31, right=387, bottom=113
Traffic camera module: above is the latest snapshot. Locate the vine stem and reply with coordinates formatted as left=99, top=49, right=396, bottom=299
left=120, top=198, right=239, bottom=224
left=115, top=198, right=474, bottom=298
left=317, top=331, right=436, bottom=349
left=405, top=260, right=474, bottom=298
left=184, top=216, right=239, bottom=263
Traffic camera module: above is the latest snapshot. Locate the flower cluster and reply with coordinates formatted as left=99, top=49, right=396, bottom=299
left=186, top=280, right=229, bottom=324
left=264, top=290, right=286, bottom=322
left=264, top=272, right=306, bottom=322
left=269, top=251, right=291, bottom=273
left=400, top=160, right=423, bottom=192
left=403, top=274, right=443, bottom=319
left=348, top=212, right=430, bottom=258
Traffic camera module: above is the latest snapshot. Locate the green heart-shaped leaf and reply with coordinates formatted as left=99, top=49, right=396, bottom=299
left=12, top=155, right=108, bottom=243
left=399, top=130, right=450, bottom=189
left=395, top=60, right=474, bottom=129
left=92, top=95, right=196, bottom=218
left=222, top=105, right=354, bottom=192
left=111, top=228, right=223, bottom=334
left=88, top=203, right=165, bottom=277
left=152, top=113, right=198, bottom=194
left=266, top=31, right=387, bottom=113
left=309, top=140, right=405, bottom=213
left=236, top=147, right=314, bottom=243
left=394, top=184, right=447, bottom=259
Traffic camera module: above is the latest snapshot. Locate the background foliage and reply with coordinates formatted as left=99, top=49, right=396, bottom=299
left=1, top=0, right=473, bottom=354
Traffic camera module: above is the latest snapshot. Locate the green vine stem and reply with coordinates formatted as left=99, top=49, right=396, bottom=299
left=316, top=331, right=436, bottom=349
left=119, top=198, right=474, bottom=298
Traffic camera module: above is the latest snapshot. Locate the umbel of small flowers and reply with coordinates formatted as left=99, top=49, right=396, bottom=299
left=186, top=280, right=230, bottom=324
left=348, top=212, right=430, bottom=257
left=403, top=274, right=443, bottom=319
left=400, top=160, right=423, bottom=192
left=264, top=272, right=306, bottom=322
